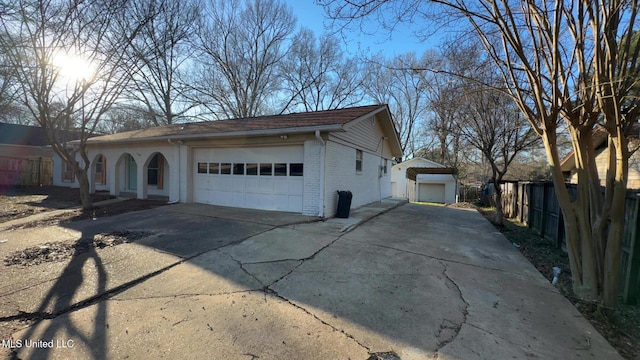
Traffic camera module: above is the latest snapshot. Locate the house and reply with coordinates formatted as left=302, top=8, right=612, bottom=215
left=0, top=122, right=77, bottom=187
left=54, top=105, right=403, bottom=217
left=391, top=157, right=457, bottom=203
left=560, top=124, right=640, bottom=189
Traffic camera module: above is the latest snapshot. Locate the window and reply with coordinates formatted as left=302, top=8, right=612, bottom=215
left=148, top=154, right=164, bottom=189
left=274, top=163, right=287, bottom=176
left=220, top=163, right=231, bottom=174
left=95, top=155, right=106, bottom=184
left=289, top=163, right=304, bottom=176
left=260, top=163, right=272, bottom=176
left=356, top=150, right=363, bottom=173
left=62, top=162, right=74, bottom=182
left=384, top=159, right=388, bottom=175
left=201, top=161, right=304, bottom=177
left=233, top=163, right=245, bottom=175
left=246, top=163, right=258, bottom=175
left=148, top=155, right=159, bottom=185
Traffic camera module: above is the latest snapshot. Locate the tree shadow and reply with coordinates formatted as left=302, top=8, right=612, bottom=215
left=3, top=202, right=552, bottom=359
left=15, top=244, right=107, bottom=360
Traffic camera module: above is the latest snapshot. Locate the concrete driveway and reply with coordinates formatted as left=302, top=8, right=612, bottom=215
left=1, top=202, right=621, bottom=359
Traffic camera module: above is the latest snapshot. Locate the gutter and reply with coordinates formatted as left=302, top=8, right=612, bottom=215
left=83, top=124, right=345, bottom=145
left=315, top=130, right=325, bottom=218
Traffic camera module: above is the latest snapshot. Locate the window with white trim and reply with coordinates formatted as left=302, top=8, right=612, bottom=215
left=356, top=150, right=363, bottom=174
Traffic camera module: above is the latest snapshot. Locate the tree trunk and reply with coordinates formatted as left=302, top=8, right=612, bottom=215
left=542, top=129, right=601, bottom=301
left=493, top=178, right=504, bottom=226
left=75, top=167, right=93, bottom=210
left=601, top=135, right=628, bottom=307
left=603, top=180, right=626, bottom=307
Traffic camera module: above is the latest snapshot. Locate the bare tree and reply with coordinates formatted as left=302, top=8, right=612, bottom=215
left=363, top=52, right=435, bottom=156
left=319, top=0, right=640, bottom=307
left=96, top=105, right=156, bottom=134
left=193, top=0, right=295, bottom=119
left=279, top=28, right=364, bottom=113
left=422, top=43, right=488, bottom=170
left=457, top=83, right=539, bottom=225
left=125, top=0, right=201, bottom=125
left=0, top=0, right=149, bottom=209
left=0, top=52, right=27, bottom=123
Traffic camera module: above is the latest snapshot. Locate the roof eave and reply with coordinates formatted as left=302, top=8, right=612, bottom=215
left=84, top=124, right=345, bottom=145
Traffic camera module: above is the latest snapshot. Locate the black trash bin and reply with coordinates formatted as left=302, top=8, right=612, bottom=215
left=336, top=190, right=353, bottom=218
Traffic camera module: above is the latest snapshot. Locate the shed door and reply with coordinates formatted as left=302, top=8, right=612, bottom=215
left=193, top=146, right=304, bottom=213
left=418, top=183, right=446, bottom=203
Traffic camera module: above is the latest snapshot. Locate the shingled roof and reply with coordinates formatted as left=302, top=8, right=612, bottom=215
left=87, top=105, right=389, bottom=144
left=0, top=122, right=81, bottom=146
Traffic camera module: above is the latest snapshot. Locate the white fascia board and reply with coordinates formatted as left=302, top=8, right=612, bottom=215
left=84, top=124, right=345, bottom=145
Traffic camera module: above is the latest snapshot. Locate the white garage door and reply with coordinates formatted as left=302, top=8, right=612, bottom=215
left=193, top=146, right=304, bottom=212
left=418, top=183, right=446, bottom=203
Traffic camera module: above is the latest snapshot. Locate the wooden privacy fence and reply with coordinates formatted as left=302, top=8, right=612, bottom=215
left=0, top=156, right=53, bottom=186
left=500, top=181, right=640, bottom=306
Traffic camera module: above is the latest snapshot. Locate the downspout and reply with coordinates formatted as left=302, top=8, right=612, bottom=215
left=167, top=138, right=181, bottom=203
left=379, top=137, right=387, bottom=200
left=315, top=130, right=325, bottom=217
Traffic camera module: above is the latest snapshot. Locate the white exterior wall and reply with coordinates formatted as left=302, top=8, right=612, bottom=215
left=178, top=144, right=190, bottom=203
left=391, top=166, right=407, bottom=198
left=82, top=143, right=180, bottom=202
left=59, top=112, right=398, bottom=216
left=323, top=140, right=389, bottom=217
left=407, top=179, right=416, bottom=201
left=303, top=140, right=323, bottom=216
left=391, top=158, right=446, bottom=198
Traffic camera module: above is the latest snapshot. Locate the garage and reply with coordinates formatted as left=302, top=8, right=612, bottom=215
left=193, top=146, right=304, bottom=212
left=418, top=183, right=446, bottom=203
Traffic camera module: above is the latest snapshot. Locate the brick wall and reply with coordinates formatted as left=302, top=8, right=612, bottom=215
left=303, top=140, right=322, bottom=216
left=324, top=141, right=389, bottom=217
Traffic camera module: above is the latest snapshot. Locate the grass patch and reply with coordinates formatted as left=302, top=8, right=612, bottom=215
left=412, top=201, right=445, bottom=206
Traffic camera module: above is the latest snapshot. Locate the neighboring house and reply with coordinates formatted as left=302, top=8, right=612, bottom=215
left=0, top=122, right=56, bottom=186
left=391, top=157, right=457, bottom=203
left=560, top=124, right=640, bottom=189
left=55, top=105, right=403, bottom=217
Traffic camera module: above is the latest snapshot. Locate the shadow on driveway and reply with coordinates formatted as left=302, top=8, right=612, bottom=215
left=2, top=202, right=622, bottom=359
left=16, top=245, right=107, bottom=360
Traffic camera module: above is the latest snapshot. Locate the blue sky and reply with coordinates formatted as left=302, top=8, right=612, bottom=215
left=284, top=0, right=441, bottom=57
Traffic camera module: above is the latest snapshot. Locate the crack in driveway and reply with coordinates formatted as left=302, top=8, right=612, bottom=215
left=3, top=206, right=403, bottom=358
left=265, top=288, right=373, bottom=354
left=108, top=289, right=261, bottom=302
left=217, top=227, right=381, bottom=354
left=433, top=260, right=470, bottom=354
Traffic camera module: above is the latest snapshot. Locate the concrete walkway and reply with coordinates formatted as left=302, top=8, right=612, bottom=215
left=1, top=202, right=620, bottom=359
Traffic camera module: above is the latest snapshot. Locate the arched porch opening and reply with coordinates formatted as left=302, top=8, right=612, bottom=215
left=143, top=152, right=170, bottom=200
left=114, top=153, right=138, bottom=197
